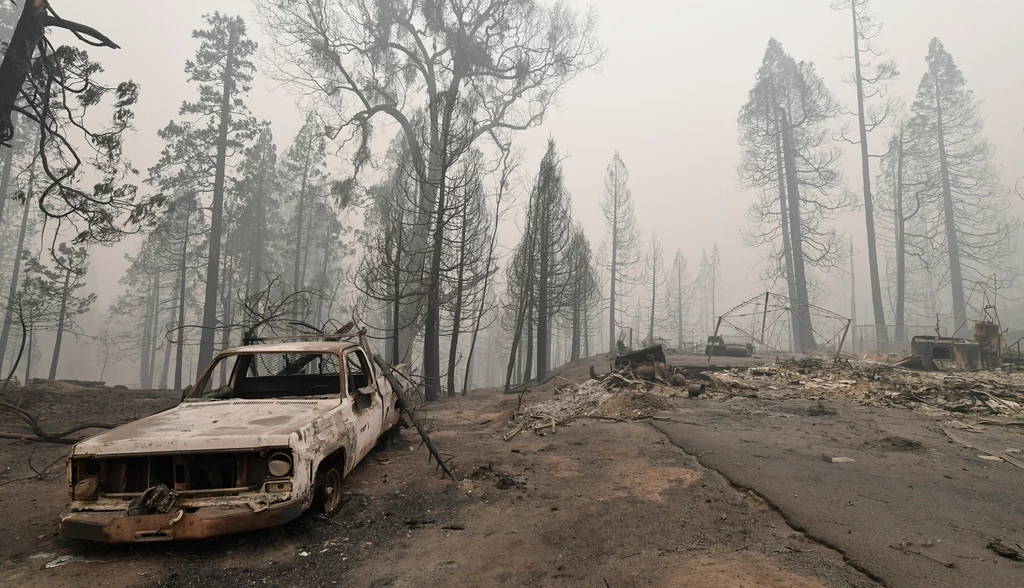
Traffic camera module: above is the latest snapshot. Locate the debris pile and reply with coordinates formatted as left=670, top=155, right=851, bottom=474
left=504, top=349, right=1024, bottom=441
left=706, top=359, right=1024, bottom=415
left=505, top=364, right=692, bottom=440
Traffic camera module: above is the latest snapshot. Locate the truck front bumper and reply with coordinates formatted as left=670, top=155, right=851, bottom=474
left=59, top=500, right=304, bottom=543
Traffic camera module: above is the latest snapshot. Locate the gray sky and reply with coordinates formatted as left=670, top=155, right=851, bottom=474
left=47, top=0, right=1024, bottom=378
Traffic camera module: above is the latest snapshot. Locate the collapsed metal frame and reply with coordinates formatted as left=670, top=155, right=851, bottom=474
left=708, top=292, right=852, bottom=364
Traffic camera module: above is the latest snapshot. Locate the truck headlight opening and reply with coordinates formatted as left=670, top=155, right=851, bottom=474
left=268, top=452, right=292, bottom=477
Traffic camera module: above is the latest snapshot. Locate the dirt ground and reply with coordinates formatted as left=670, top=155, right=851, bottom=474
left=2, top=354, right=1021, bottom=587
left=0, top=359, right=876, bottom=588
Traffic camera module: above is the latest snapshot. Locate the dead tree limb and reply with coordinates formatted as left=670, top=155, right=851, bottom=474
left=0, top=432, right=74, bottom=444
left=0, top=302, right=124, bottom=441
left=373, top=353, right=457, bottom=482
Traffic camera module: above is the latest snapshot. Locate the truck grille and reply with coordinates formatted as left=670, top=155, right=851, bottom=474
left=72, top=450, right=288, bottom=495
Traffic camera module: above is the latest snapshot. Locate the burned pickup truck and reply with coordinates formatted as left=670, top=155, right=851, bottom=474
left=59, top=332, right=405, bottom=543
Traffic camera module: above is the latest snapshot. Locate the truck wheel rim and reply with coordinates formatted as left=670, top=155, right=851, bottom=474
left=324, top=469, right=342, bottom=512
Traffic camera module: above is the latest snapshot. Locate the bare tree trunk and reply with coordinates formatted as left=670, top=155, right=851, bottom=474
left=461, top=220, right=499, bottom=396
left=390, top=261, right=401, bottom=365
left=774, top=127, right=801, bottom=352
left=570, top=291, right=581, bottom=361
left=893, top=137, right=907, bottom=343
left=24, top=327, right=31, bottom=383
left=0, top=169, right=31, bottom=373
left=251, top=180, right=267, bottom=297
left=139, top=276, right=153, bottom=388
left=423, top=200, right=445, bottom=401
left=422, top=89, right=460, bottom=402
left=291, top=168, right=308, bottom=325
left=648, top=256, right=657, bottom=344
left=174, top=227, right=189, bottom=389
left=0, top=2, right=45, bottom=134
left=447, top=209, right=468, bottom=398
left=583, top=302, right=591, bottom=358
left=849, top=2, right=889, bottom=346
left=159, top=306, right=172, bottom=390
left=146, top=274, right=161, bottom=387
left=933, top=71, right=967, bottom=328
left=503, top=317, right=524, bottom=393
left=502, top=268, right=531, bottom=393
left=47, top=268, right=72, bottom=380
left=780, top=116, right=818, bottom=351
left=313, top=232, right=331, bottom=327
left=0, top=146, right=12, bottom=253
left=850, top=237, right=857, bottom=339
left=609, top=204, right=618, bottom=353
left=218, top=252, right=235, bottom=387
left=536, top=209, right=550, bottom=378
left=195, top=26, right=238, bottom=379
left=524, top=297, right=534, bottom=383
left=675, top=263, right=684, bottom=349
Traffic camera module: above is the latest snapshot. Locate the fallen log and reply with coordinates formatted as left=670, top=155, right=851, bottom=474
left=28, top=378, right=106, bottom=388
left=373, top=354, right=457, bottom=482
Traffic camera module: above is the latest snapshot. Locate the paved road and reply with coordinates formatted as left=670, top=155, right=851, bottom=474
left=654, top=399, right=1024, bottom=587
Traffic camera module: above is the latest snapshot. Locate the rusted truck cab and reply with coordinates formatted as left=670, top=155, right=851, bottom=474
left=59, top=336, right=402, bottom=543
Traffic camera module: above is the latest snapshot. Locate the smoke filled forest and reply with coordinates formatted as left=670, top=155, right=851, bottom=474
left=0, top=0, right=1022, bottom=397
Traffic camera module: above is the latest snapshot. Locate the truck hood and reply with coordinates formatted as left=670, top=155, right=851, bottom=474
left=72, top=399, right=338, bottom=456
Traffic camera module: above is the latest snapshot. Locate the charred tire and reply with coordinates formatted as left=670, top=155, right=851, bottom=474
left=312, top=462, right=345, bottom=516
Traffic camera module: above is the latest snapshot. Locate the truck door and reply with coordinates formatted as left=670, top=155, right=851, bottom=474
left=344, top=349, right=382, bottom=463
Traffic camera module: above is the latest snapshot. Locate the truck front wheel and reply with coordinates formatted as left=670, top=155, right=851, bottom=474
left=312, top=464, right=344, bottom=515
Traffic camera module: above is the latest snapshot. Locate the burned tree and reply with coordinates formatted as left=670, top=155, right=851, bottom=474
left=737, top=39, right=852, bottom=351
left=233, top=125, right=282, bottom=301
left=442, top=152, right=492, bottom=397
left=280, top=113, right=327, bottom=323
left=876, top=116, right=935, bottom=342
left=601, top=151, right=640, bottom=352
left=833, top=0, right=901, bottom=346
left=695, top=246, right=721, bottom=338
left=459, top=148, right=519, bottom=395
left=0, top=0, right=148, bottom=243
left=254, top=0, right=603, bottom=398
left=12, top=257, right=59, bottom=381
left=0, top=160, right=36, bottom=373
left=666, top=250, right=694, bottom=350
left=155, top=193, right=207, bottom=389
left=908, top=38, right=1020, bottom=329
left=565, top=226, right=598, bottom=362
left=20, top=243, right=95, bottom=380
left=528, top=141, right=574, bottom=379
left=644, top=235, right=665, bottom=346
left=501, top=198, right=538, bottom=392
left=150, top=13, right=258, bottom=379
left=358, top=138, right=422, bottom=365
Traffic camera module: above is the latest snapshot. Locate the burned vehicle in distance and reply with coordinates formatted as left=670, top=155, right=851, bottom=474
left=59, top=334, right=404, bottom=543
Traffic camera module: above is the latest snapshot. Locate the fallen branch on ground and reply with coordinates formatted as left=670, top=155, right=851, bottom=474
left=0, top=314, right=125, bottom=441
left=0, top=398, right=124, bottom=441
left=373, top=353, right=457, bottom=482
left=943, top=427, right=1024, bottom=471
left=0, top=432, right=76, bottom=444
left=577, top=415, right=705, bottom=426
